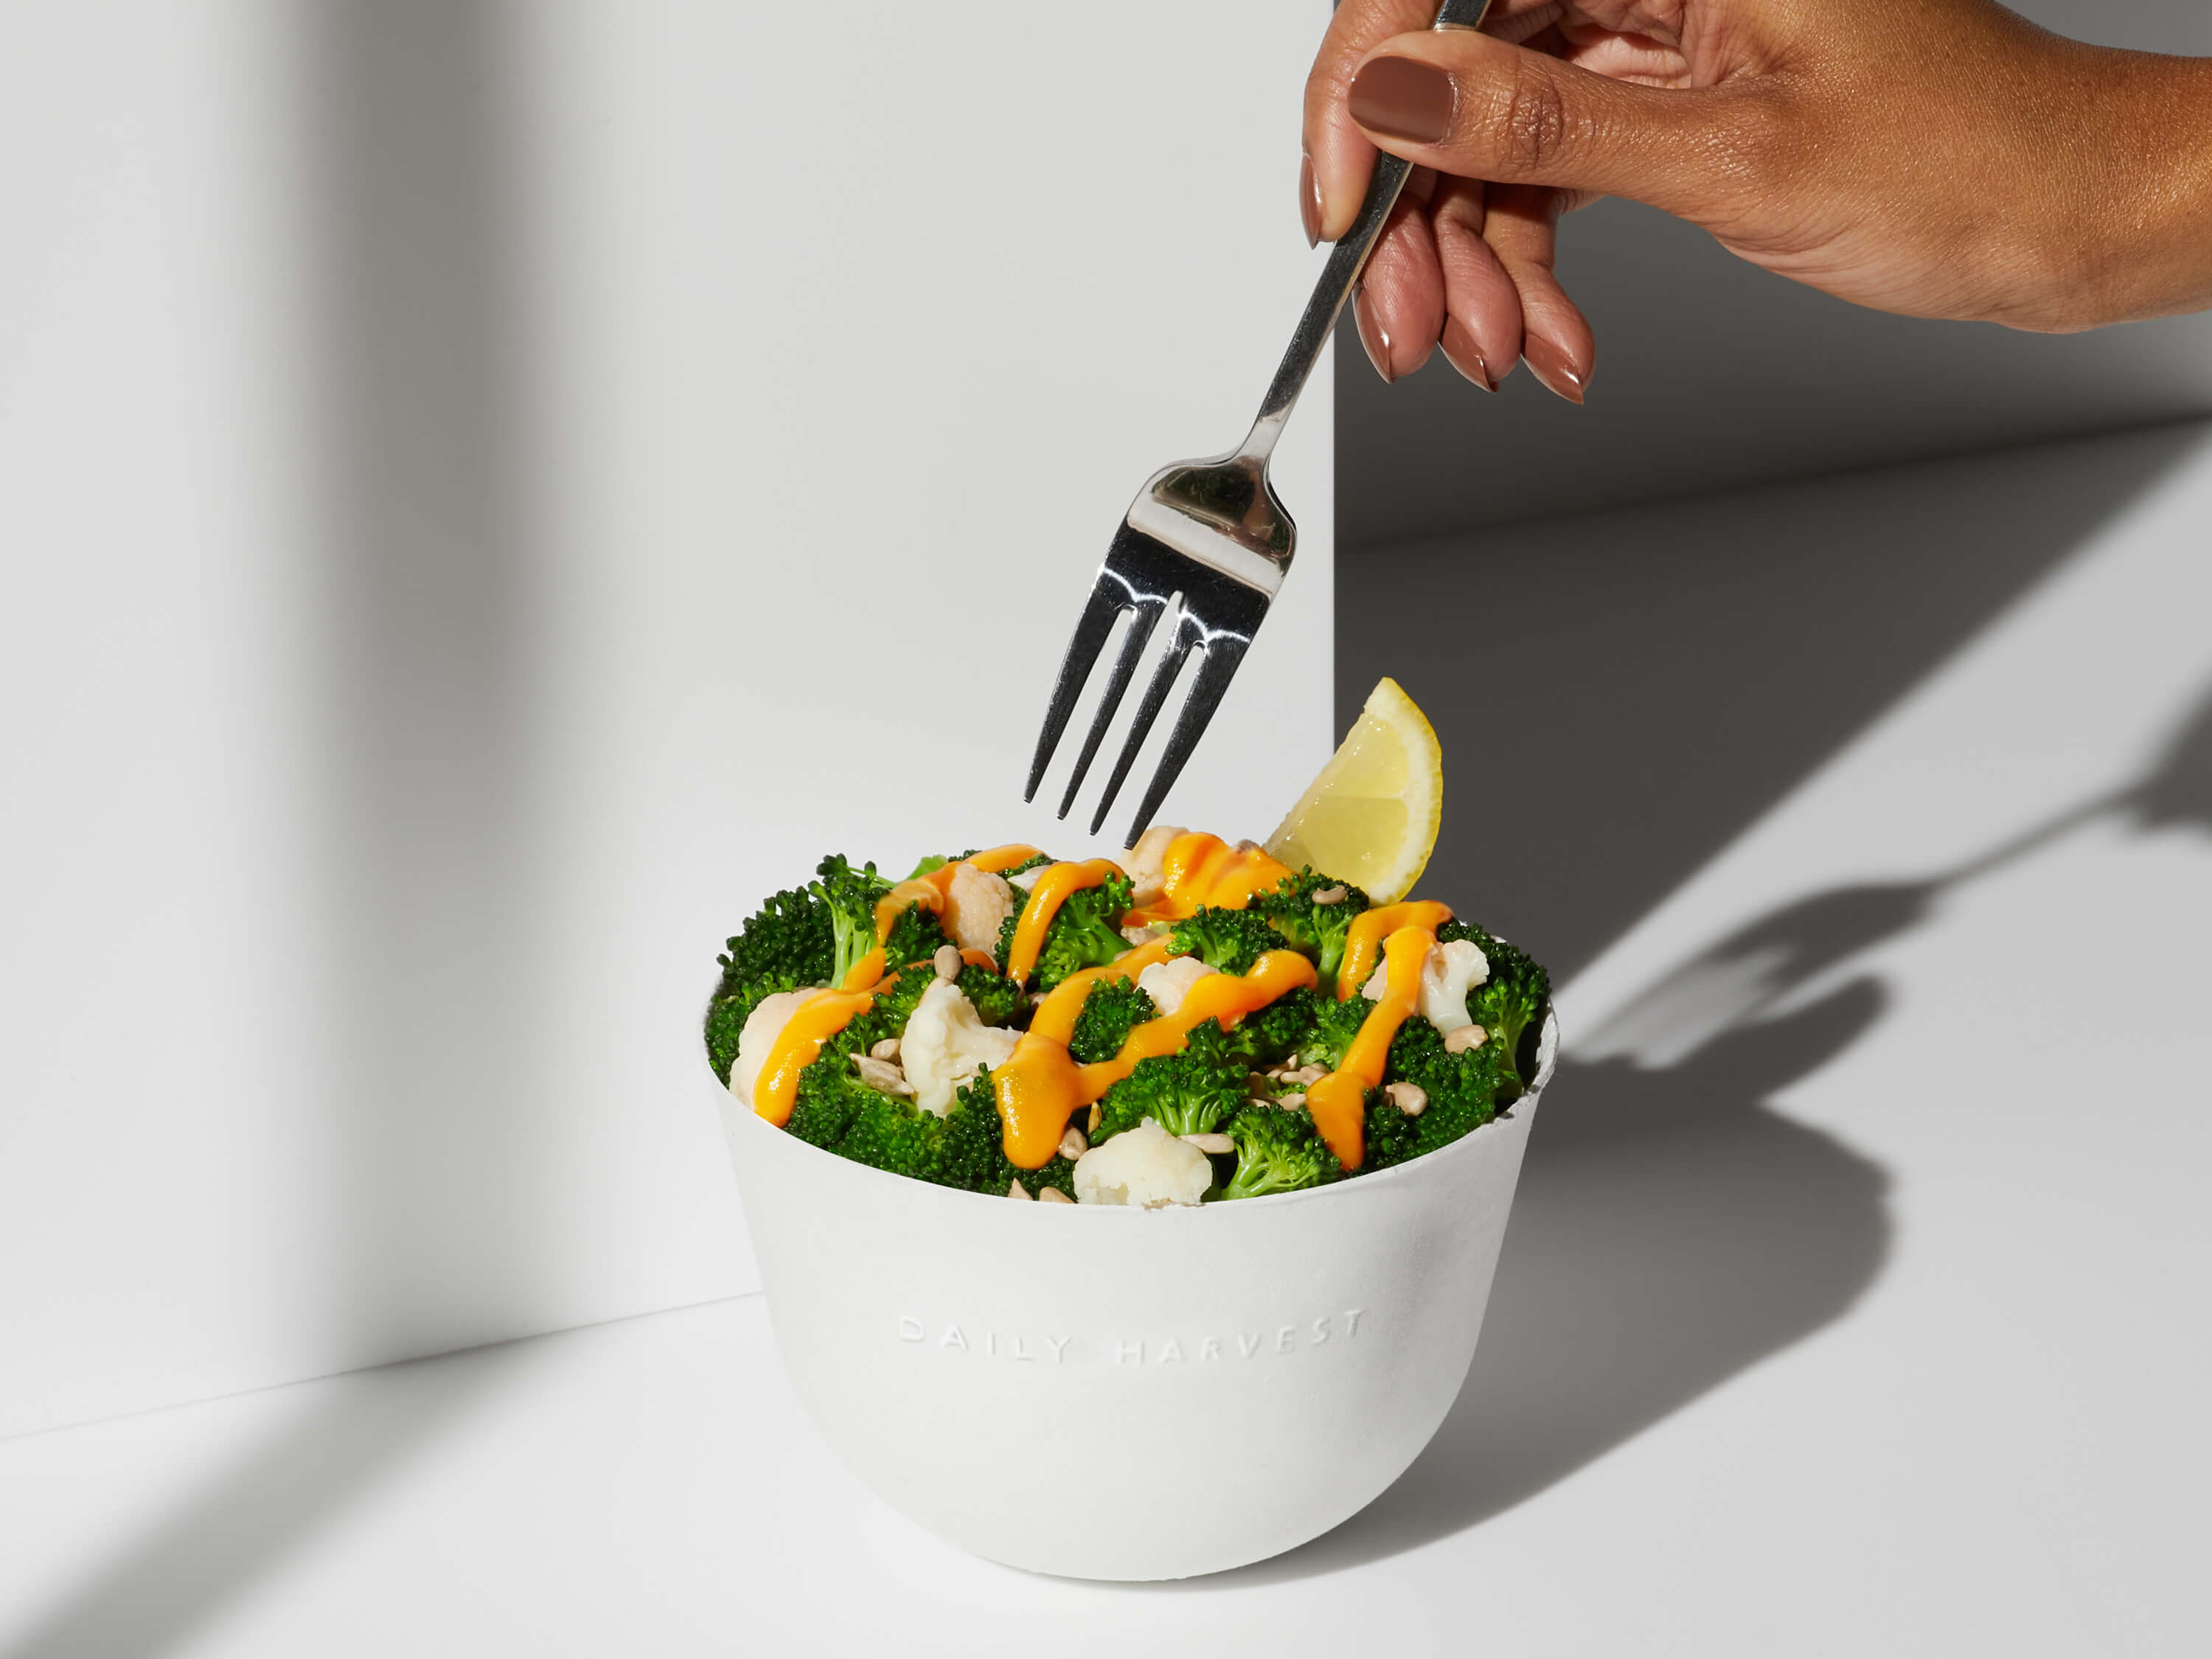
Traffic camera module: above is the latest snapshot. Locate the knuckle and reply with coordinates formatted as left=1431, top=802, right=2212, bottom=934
left=1492, top=60, right=1574, bottom=176
left=1710, top=90, right=1799, bottom=203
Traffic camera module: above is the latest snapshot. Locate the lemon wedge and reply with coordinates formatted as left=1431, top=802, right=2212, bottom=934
left=1263, top=677, right=1442, bottom=903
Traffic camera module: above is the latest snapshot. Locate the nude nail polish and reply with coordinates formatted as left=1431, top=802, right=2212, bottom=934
left=1439, top=317, right=1493, bottom=392
left=1522, top=333, right=1588, bottom=404
left=1353, top=286, right=1395, bottom=385
left=1347, top=56, right=1455, bottom=144
left=1299, top=152, right=1321, bottom=248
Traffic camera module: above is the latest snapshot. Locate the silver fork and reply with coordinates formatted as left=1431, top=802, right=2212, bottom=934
left=1023, top=0, right=1493, bottom=846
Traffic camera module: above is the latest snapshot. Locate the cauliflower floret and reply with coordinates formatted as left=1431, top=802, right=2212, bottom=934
left=1124, top=823, right=1187, bottom=907
left=728, top=990, right=820, bottom=1110
left=1421, top=938, right=1489, bottom=1033
left=1360, top=938, right=1489, bottom=1032
left=901, top=977, right=1019, bottom=1116
left=1135, top=954, right=1216, bottom=1017
left=942, top=863, right=1015, bottom=958
left=1073, top=1117, right=1213, bottom=1207
left=1009, top=864, right=1048, bottom=891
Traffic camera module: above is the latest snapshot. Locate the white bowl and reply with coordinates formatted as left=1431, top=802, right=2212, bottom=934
left=716, top=1013, right=1558, bottom=1581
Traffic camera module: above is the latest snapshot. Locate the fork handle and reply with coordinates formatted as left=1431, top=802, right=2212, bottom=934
left=1239, top=0, right=1494, bottom=463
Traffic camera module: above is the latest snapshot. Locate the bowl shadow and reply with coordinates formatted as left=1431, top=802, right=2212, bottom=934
left=1167, top=971, right=1893, bottom=1587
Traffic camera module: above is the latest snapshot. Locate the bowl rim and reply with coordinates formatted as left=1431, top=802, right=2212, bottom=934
left=721, top=1009, right=1559, bottom=1220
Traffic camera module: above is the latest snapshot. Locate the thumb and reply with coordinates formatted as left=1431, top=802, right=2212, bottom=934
left=1345, top=31, right=1767, bottom=218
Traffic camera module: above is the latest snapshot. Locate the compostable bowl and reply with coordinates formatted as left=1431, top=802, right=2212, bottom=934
left=717, top=1014, right=1557, bottom=1582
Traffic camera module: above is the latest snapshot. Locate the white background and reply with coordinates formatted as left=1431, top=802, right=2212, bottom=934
left=0, top=0, right=1333, bottom=1439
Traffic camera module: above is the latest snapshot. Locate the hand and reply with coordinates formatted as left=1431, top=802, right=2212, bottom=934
left=1304, top=0, right=2212, bottom=399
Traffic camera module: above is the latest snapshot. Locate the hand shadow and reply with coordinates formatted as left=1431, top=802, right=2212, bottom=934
left=1203, top=973, right=1893, bottom=1585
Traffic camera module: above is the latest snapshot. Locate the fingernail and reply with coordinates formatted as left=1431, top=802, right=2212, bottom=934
left=1299, top=152, right=1321, bottom=248
left=1347, top=56, right=1455, bottom=144
left=1439, top=317, right=1493, bottom=391
left=1523, top=334, right=1589, bottom=404
left=1353, top=286, right=1395, bottom=384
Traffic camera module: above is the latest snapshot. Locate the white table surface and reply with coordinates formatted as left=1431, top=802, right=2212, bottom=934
left=4, top=426, right=2209, bottom=1657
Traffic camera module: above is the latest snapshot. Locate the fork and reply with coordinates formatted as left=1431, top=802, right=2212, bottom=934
left=1023, top=0, right=1494, bottom=846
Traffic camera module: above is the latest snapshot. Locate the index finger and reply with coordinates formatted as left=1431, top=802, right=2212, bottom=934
left=1305, top=0, right=1439, bottom=243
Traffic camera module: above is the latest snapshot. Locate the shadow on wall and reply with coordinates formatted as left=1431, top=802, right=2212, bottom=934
left=2, top=4, right=542, bottom=1655
left=1336, top=0, right=2212, bottom=543
left=1341, top=424, right=2208, bottom=984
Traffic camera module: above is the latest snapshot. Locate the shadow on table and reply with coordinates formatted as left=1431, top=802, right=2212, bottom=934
left=1189, top=658, right=2212, bottom=1590
left=0, top=1345, right=526, bottom=1659
left=1145, top=426, right=2212, bottom=1590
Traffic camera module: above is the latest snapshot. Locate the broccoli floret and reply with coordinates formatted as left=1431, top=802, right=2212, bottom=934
left=1094, top=1018, right=1246, bottom=1141
left=1439, top=921, right=1551, bottom=1101
left=781, top=1040, right=890, bottom=1152
left=807, top=1060, right=1074, bottom=1197
left=836, top=1090, right=949, bottom=1179
left=1232, top=984, right=1324, bottom=1069
left=1000, top=851, right=1055, bottom=878
left=1385, top=1015, right=1506, bottom=1157
left=1068, top=977, right=1158, bottom=1064
left=1220, top=1102, right=1340, bottom=1200
left=956, top=963, right=1026, bottom=1026
left=1297, top=992, right=1377, bottom=1073
left=880, top=899, right=953, bottom=971
left=936, top=1070, right=1078, bottom=1197
left=703, top=885, right=835, bottom=1082
left=814, top=854, right=892, bottom=986
left=998, top=870, right=1135, bottom=991
left=1252, top=869, right=1371, bottom=984
left=1168, top=905, right=1288, bottom=975
left=1360, top=1090, right=1421, bottom=1172
left=824, top=970, right=931, bottom=1064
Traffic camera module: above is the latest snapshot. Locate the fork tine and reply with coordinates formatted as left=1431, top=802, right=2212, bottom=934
left=1122, top=628, right=1252, bottom=847
left=1055, top=595, right=1166, bottom=818
left=1087, top=608, right=1199, bottom=836
left=1023, top=578, right=1129, bottom=802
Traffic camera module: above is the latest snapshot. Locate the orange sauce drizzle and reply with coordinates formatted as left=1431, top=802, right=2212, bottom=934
left=1002, top=858, right=1127, bottom=987
left=992, top=947, right=1317, bottom=1169
left=1335, top=900, right=1454, bottom=1001
left=1125, top=832, right=1293, bottom=925
left=1307, top=926, right=1436, bottom=1170
left=840, top=947, right=887, bottom=992
left=870, top=845, right=1045, bottom=944
left=751, top=988, right=880, bottom=1127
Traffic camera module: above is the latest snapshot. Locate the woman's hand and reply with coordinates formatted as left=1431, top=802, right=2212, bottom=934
left=1305, top=0, right=2212, bottom=398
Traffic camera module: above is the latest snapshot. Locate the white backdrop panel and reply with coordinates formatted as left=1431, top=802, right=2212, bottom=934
left=0, top=0, right=1335, bottom=1438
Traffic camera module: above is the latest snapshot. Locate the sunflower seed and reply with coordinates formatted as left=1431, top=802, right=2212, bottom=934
left=851, top=1054, right=912, bottom=1096
left=1385, top=1081, right=1427, bottom=1117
